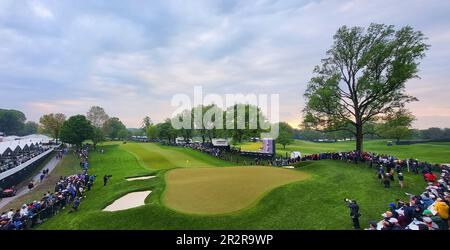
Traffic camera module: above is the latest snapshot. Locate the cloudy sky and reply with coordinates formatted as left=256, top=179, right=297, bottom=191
left=1, top=0, right=449, bottom=129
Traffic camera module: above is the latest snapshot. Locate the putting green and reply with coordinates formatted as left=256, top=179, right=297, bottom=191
left=164, top=167, right=309, bottom=215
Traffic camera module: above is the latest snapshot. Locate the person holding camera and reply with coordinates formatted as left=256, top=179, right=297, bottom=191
left=345, top=198, right=361, bottom=229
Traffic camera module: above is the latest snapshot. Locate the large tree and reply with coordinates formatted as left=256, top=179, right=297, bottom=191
left=60, top=115, right=93, bottom=147
left=0, top=109, right=26, bottom=135
left=146, top=124, right=160, bottom=139
left=303, top=23, right=429, bottom=153
left=86, top=106, right=109, bottom=128
left=91, top=127, right=105, bottom=148
left=225, top=104, right=269, bottom=143
left=156, top=119, right=178, bottom=142
left=102, top=117, right=127, bottom=139
left=277, top=122, right=294, bottom=149
left=376, top=109, right=415, bottom=143
left=141, top=116, right=152, bottom=131
left=22, top=121, right=39, bottom=135
left=39, top=113, right=66, bottom=142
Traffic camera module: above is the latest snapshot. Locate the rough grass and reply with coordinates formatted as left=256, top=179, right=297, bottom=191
left=37, top=142, right=427, bottom=230
left=239, top=139, right=450, bottom=163
left=164, top=167, right=309, bottom=215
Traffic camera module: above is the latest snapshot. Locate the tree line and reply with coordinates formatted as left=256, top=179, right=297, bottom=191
left=141, top=104, right=295, bottom=149
left=40, top=106, right=130, bottom=148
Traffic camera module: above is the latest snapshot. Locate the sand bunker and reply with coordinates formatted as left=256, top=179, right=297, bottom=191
left=126, top=176, right=156, bottom=181
left=103, top=191, right=152, bottom=212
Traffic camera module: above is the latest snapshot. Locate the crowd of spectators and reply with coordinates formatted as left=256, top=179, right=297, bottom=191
left=186, top=143, right=223, bottom=157
left=178, top=142, right=450, bottom=230
left=0, top=145, right=50, bottom=173
left=292, top=150, right=450, bottom=230
left=370, top=165, right=449, bottom=230
left=0, top=146, right=95, bottom=230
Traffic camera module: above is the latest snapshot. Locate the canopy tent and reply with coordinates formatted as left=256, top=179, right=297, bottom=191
left=0, top=134, right=53, bottom=156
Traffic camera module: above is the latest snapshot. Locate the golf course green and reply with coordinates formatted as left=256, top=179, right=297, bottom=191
left=36, top=140, right=440, bottom=229
left=164, top=167, right=309, bottom=215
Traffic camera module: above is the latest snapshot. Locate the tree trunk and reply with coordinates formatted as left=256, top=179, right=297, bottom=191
left=355, top=123, right=363, bottom=154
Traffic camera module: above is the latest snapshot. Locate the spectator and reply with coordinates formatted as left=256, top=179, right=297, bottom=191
left=345, top=199, right=361, bottom=229
left=103, top=175, right=112, bottom=186
left=422, top=210, right=445, bottom=230
left=71, top=197, right=81, bottom=212
left=398, top=172, right=404, bottom=188
left=422, top=217, right=439, bottom=230
left=383, top=175, right=391, bottom=188
left=365, top=221, right=377, bottom=230
left=434, top=198, right=449, bottom=230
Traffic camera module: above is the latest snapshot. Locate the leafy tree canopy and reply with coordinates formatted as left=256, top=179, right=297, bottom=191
left=303, top=23, right=429, bottom=152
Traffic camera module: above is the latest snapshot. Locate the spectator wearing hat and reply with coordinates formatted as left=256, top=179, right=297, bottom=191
left=422, top=216, right=439, bottom=230
left=422, top=209, right=445, bottom=230
left=389, top=203, right=398, bottom=218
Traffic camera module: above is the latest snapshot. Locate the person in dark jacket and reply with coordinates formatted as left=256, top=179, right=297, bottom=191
left=383, top=174, right=391, bottom=188
left=398, top=173, right=404, bottom=188
left=345, top=199, right=361, bottom=229
left=103, top=175, right=112, bottom=186
left=71, top=197, right=81, bottom=212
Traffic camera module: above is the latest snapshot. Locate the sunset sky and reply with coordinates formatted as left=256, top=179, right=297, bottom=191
left=1, top=0, right=449, bottom=129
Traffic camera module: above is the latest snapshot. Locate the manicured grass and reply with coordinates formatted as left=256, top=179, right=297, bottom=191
left=239, top=139, right=450, bottom=163
left=122, top=142, right=236, bottom=169
left=38, top=142, right=427, bottom=230
left=164, top=167, right=309, bottom=215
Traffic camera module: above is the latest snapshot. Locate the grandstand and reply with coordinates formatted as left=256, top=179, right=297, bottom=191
left=0, top=135, right=56, bottom=189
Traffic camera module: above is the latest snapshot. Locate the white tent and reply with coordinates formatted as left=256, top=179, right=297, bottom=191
left=290, top=151, right=302, bottom=159
left=0, top=134, right=53, bottom=156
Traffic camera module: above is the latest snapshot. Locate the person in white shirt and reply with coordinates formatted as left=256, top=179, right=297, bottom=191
left=6, top=209, right=14, bottom=219
left=19, top=205, right=28, bottom=217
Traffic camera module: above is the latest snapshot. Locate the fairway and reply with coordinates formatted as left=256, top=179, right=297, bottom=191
left=164, top=167, right=309, bottom=215
left=122, top=142, right=235, bottom=169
